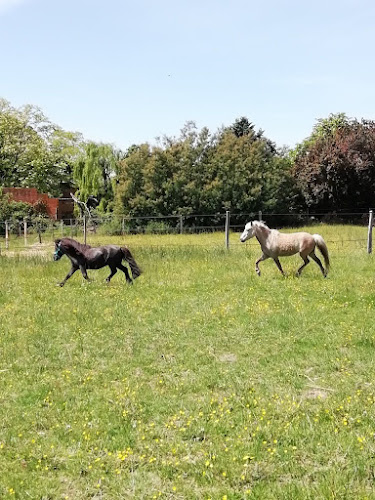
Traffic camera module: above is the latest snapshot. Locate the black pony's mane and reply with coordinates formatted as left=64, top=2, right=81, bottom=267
left=56, top=238, right=92, bottom=255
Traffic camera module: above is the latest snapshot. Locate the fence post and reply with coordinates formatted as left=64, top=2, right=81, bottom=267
left=23, top=217, right=27, bottom=246
left=367, top=210, right=373, bottom=254
left=225, top=210, right=230, bottom=249
left=60, top=219, right=64, bottom=237
left=122, top=217, right=125, bottom=235
left=37, top=222, right=42, bottom=244
left=83, top=215, right=87, bottom=245
left=179, top=215, right=183, bottom=235
left=5, top=220, right=9, bottom=249
left=258, top=211, right=262, bottom=221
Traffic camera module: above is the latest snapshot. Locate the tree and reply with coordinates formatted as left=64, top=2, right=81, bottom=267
left=46, top=129, right=85, bottom=195
left=289, top=113, right=350, bottom=164
left=230, top=117, right=255, bottom=138
left=114, top=121, right=299, bottom=223
left=114, top=144, right=153, bottom=217
left=292, top=115, right=375, bottom=210
left=74, top=142, right=121, bottom=212
left=0, top=98, right=85, bottom=195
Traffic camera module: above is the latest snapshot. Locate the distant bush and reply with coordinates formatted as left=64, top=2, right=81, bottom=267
left=144, top=220, right=174, bottom=234
left=96, top=218, right=124, bottom=236
left=0, top=190, right=33, bottom=222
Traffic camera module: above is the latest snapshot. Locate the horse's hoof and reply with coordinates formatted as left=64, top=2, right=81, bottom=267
left=57, top=282, right=64, bottom=287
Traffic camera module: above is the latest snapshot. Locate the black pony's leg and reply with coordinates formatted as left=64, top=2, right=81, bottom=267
left=79, top=265, right=90, bottom=281
left=106, top=266, right=118, bottom=283
left=117, top=263, right=132, bottom=284
left=59, top=265, right=78, bottom=287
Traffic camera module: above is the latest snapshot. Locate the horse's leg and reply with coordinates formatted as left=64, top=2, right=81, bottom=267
left=310, top=251, right=327, bottom=277
left=59, top=265, right=78, bottom=287
left=273, top=257, right=285, bottom=276
left=79, top=265, right=90, bottom=282
left=255, top=253, right=269, bottom=276
left=106, top=266, right=117, bottom=283
left=117, top=263, right=133, bottom=284
left=296, top=255, right=310, bottom=276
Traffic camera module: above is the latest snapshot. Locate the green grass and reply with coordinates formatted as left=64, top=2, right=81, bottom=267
left=1, top=226, right=375, bottom=499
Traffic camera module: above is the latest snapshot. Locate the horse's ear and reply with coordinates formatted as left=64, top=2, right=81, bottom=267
left=55, top=239, right=61, bottom=246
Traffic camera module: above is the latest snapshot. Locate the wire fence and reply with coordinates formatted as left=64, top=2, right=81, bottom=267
left=0, top=210, right=373, bottom=254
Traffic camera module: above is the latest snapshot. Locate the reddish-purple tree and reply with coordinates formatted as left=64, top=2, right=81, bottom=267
left=293, top=118, right=375, bottom=211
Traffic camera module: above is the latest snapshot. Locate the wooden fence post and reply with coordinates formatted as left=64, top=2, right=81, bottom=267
left=23, top=217, right=27, bottom=246
left=225, top=210, right=230, bottom=249
left=258, top=211, right=262, bottom=221
left=179, top=215, right=183, bottom=235
left=368, top=210, right=373, bottom=254
left=83, top=215, right=87, bottom=245
left=5, top=220, right=9, bottom=250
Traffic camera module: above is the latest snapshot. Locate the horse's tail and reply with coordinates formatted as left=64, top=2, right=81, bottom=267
left=121, top=246, right=142, bottom=279
left=313, top=234, right=330, bottom=272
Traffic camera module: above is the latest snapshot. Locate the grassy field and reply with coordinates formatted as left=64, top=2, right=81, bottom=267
left=1, top=226, right=375, bottom=499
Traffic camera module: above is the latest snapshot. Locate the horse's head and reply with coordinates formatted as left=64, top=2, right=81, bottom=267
left=54, top=239, right=64, bottom=261
left=240, top=221, right=255, bottom=242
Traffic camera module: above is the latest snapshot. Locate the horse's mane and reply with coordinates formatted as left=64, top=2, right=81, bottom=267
left=253, top=220, right=269, bottom=230
left=57, top=238, right=92, bottom=255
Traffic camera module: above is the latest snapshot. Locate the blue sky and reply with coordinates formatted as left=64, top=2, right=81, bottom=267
left=1, top=0, right=375, bottom=150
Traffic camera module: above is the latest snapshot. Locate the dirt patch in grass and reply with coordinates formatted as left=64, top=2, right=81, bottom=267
left=302, top=388, right=329, bottom=400
left=219, top=353, right=237, bottom=363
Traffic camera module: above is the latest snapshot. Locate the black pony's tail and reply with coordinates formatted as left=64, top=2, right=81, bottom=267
left=121, top=247, right=142, bottom=279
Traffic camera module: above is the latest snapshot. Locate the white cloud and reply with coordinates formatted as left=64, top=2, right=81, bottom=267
left=0, top=0, right=28, bottom=14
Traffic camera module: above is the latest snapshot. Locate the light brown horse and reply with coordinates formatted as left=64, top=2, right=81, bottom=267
left=240, top=220, right=330, bottom=277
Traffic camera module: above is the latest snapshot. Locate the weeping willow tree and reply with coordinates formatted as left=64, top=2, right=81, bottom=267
left=73, top=142, right=120, bottom=212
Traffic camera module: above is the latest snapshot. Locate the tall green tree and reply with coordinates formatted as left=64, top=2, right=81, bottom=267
left=230, top=116, right=255, bottom=138
left=114, top=121, right=299, bottom=221
left=74, top=142, right=120, bottom=211
left=0, top=98, right=84, bottom=195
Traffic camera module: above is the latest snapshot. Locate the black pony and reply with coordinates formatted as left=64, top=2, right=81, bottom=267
left=54, top=238, right=141, bottom=287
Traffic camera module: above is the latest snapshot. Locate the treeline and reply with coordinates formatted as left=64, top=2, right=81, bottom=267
left=114, top=120, right=299, bottom=219
left=1, top=97, right=375, bottom=222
